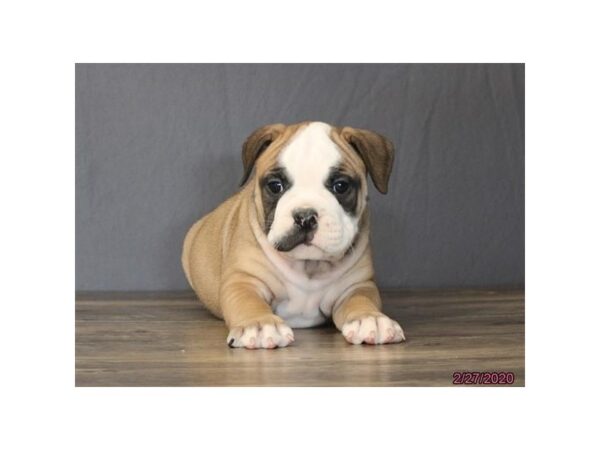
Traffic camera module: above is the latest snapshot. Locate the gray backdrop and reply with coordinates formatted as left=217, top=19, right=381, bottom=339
left=76, top=64, right=524, bottom=291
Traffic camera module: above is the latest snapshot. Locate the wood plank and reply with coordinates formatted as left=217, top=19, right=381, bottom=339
left=75, top=289, right=525, bottom=387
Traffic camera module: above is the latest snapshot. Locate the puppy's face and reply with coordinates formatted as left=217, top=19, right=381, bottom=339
left=241, top=122, right=394, bottom=261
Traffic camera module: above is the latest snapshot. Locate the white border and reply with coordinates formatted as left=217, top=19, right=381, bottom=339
left=2, top=1, right=600, bottom=448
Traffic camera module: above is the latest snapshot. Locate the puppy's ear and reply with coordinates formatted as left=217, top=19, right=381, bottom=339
left=340, top=126, right=395, bottom=194
left=240, top=123, right=285, bottom=186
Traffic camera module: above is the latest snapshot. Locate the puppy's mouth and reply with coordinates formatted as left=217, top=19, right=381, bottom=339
left=273, top=229, right=316, bottom=252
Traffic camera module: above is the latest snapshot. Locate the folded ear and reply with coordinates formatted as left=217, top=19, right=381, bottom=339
left=340, top=126, right=395, bottom=194
left=240, top=123, right=286, bottom=186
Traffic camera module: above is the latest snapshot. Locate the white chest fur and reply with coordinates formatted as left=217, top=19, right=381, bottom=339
left=273, top=282, right=329, bottom=328
left=252, top=210, right=370, bottom=328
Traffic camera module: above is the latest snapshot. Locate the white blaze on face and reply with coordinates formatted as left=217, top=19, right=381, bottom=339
left=266, top=122, right=360, bottom=260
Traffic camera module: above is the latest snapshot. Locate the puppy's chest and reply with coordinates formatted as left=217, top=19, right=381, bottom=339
left=272, top=280, right=340, bottom=329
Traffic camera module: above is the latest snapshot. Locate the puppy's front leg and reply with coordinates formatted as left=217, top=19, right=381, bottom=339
left=221, top=276, right=294, bottom=349
left=333, top=283, right=405, bottom=345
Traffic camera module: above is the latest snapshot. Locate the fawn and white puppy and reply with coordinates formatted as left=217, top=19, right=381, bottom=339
left=182, top=121, right=405, bottom=349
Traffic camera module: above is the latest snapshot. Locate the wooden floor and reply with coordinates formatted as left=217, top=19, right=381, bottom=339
left=76, top=289, right=524, bottom=387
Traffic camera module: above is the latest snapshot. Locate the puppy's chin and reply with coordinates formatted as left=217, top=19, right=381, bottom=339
left=276, top=241, right=354, bottom=262
left=284, top=244, right=331, bottom=261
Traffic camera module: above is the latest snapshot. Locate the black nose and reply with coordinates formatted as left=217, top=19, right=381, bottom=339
left=293, top=208, right=318, bottom=231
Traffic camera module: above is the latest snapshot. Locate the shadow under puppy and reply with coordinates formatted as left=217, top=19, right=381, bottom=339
left=182, top=121, right=405, bottom=349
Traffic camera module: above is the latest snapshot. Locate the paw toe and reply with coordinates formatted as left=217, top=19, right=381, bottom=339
left=342, top=320, right=361, bottom=344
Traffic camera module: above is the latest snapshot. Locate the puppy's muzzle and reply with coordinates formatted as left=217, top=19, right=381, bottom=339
left=274, top=208, right=318, bottom=252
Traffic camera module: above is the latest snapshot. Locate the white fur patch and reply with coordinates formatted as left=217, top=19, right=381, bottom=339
left=267, top=122, right=359, bottom=260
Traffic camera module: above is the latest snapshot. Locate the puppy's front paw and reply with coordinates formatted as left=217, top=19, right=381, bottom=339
left=342, top=314, right=405, bottom=345
left=226, top=317, right=294, bottom=349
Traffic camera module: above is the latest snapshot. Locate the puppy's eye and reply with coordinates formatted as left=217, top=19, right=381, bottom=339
left=332, top=180, right=350, bottom=194
left=267, top=180, right=284, bottom=194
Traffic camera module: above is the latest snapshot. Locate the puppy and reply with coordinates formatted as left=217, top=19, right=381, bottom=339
left=182, top=121, right=405, bottom=349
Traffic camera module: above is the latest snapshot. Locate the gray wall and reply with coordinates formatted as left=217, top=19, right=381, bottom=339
left=76, top=64, right=524, bottom=291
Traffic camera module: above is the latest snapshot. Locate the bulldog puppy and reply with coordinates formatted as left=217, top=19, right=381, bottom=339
left=182, top=121, right=405, bottom=349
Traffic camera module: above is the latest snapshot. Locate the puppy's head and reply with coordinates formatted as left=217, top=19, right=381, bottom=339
left=241, top=122, right=394, bottom=261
